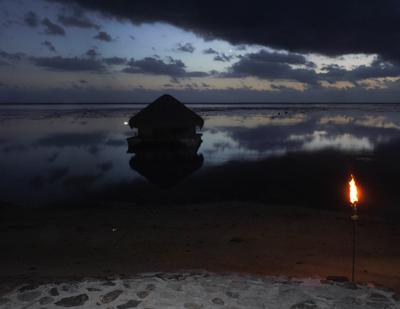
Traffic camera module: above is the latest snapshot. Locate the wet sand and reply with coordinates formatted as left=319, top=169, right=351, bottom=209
left=1, top=202, right=400, bottom=296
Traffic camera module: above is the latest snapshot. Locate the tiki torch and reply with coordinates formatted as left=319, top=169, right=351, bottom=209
left=348, top=174, right=359, bottom=282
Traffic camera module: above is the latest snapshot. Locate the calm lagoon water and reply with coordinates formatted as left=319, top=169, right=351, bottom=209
left=1, top=103, right=400, bottom=211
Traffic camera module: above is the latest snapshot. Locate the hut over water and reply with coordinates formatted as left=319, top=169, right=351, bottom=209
left=129, top=94, right=204, bottom=139
left=127, top=94, right=204, bottom=153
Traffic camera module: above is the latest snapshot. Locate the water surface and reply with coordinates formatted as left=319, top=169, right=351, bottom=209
left=1, top=103, right=400, bottom=212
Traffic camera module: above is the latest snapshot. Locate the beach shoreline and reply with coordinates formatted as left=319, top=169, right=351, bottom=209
left=1, top=202, right=399, bottom=296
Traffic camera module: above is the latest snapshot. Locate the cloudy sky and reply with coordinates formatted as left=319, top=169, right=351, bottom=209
left=1, top=0, right=400, bottom=102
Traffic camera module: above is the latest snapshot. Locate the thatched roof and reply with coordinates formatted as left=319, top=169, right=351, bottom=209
left=129, top=94, right=204, bottom=129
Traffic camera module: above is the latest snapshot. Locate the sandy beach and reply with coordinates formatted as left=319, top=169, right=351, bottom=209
left=1, top=202, right=399, bottom=297
left=1, top=272, right=399, bottom=308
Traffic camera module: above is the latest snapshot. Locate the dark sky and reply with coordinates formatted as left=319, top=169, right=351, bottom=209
left=1, top=0, right=400, bottom=102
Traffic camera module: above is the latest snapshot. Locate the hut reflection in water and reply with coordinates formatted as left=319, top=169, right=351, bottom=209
left=127, top=94, right=204, bottom=188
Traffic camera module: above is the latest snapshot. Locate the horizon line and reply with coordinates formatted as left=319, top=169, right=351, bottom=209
left=1, top=102, right=400, bottom=105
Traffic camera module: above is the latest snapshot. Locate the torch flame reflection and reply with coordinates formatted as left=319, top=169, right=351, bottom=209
left=349, top=174, right=359, bottom=205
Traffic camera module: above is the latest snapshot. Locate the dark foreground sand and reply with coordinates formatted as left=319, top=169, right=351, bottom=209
left=1, top=202, right=399, bottom=296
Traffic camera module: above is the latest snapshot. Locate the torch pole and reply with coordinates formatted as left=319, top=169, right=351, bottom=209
left=351, top=203, right=358, bottom=282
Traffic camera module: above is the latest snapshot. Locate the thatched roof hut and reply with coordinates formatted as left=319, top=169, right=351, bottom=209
left=129, top=94, right=204, bottom=131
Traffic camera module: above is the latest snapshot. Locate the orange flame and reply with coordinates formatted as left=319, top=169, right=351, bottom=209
left=349, top=174, right=359, bottom=205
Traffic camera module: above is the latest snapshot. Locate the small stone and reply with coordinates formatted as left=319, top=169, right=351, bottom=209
left=226, top=291, right=240, bottom=299
left=146, top=284, right=156, bottom=291
left=184, top=302, right=203, bottom=309
left=39, top=296, right=54, bottom=305
left=393, top=294, right=399, bottom=302
left=103, top=281, right=116, bottom=286
left=368, top=293, right=390, bottom=302
left=366, top=293, right=393, bottom=308
left=137, top=291, right=150, bottom=299
left=117, top=300, right=142, bottom=309
left=18, top=291, right=42, bottom=302
left=212, top=297, right=225, bottom=305
left=101, top=289, right=123, bottom=303
left=87, top=287, right=102, bottom=292
left=337, top=296, right=362, bottom=307
left=326, top=276, right=349, bottom=283
left=61, top=283, right=79, bottom=293
left=290, top=300, right=318, bottom=309
left=49, top=287, right=60, bottom=296
left=55, top=294, right=89, bottom=307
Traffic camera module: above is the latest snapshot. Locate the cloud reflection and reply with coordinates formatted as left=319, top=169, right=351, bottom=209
left=204, top=113, right=306, bottom=128
left=289, top=131, right=374, bottom=152
left=319, top=115, right=400, bottom=130
left=355, top=115, right=400, bottom=130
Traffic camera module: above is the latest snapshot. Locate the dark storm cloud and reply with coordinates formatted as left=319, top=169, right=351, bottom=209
left=214, top=53, right=234, bottom=62
left=42, top=18, right=66, bottom=36
left=322, top=57, right=400, bottom=81
left=186, top=71, right=209, bottom=78
left=24, top=11, right=39, bottom=28
left=48, top=0, right=400, bottom=61
left=122, top=57, right=208, bottom=78
left=203, top=48, right=218, bottom=55
left=176, top=42, right=195, bottom=53
left=57, top=12, right=99, bottom=29
left=31, top=56, right=106, bottom=72
left=27, top=52, right=206, bottom=76
left=86, top=48, right=99, bottom=58
left=223, top=50, right=400, bottom=84
left=0, top=50, right=24, bottom=62
left=103, top=57, right=127, bottom=65
left=41, top=40, right=57, bottom=52
left=123, top=57, right=185, bottom=75
left=225, top=50, right=318, bottom=84
left=244, top=50, right=309, bottom=65
left=94, top=31, right=112, bottom=42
